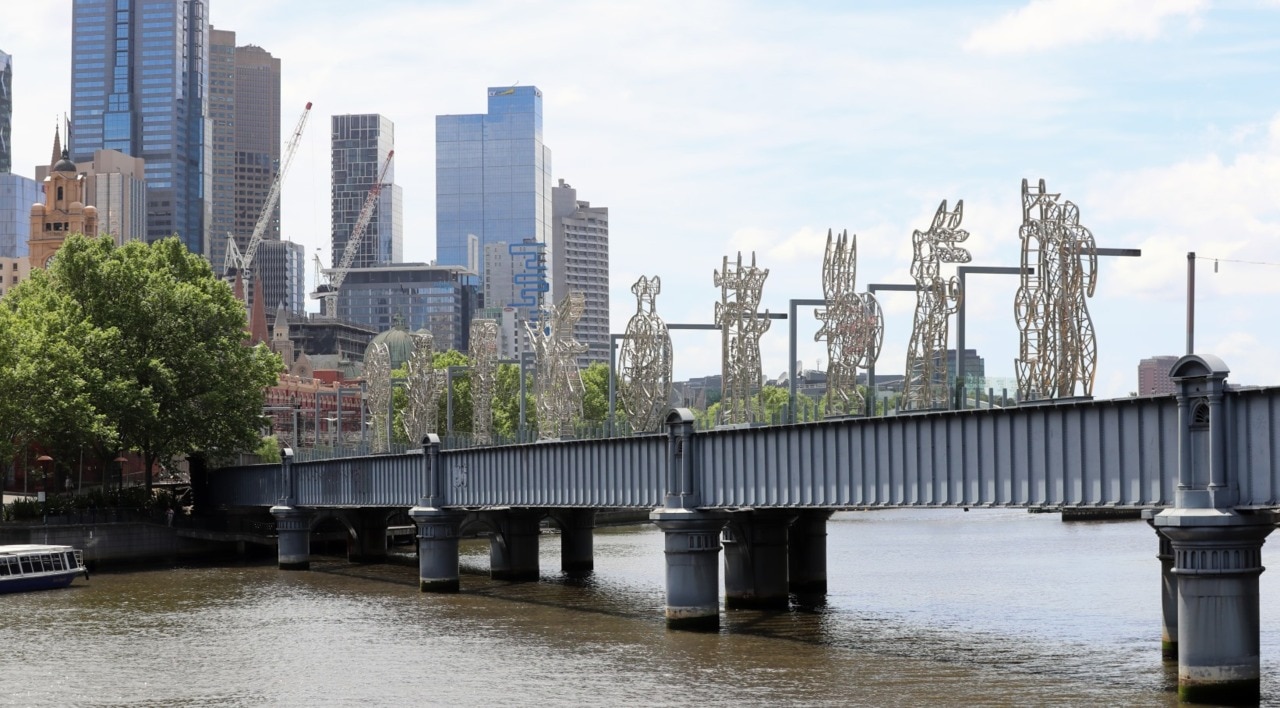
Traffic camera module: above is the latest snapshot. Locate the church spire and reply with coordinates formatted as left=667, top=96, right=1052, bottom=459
left=51, top=123, right=61, bottom=167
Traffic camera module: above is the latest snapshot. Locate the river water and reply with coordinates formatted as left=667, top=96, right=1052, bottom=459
left=4, top=509, right=1280, bottom=707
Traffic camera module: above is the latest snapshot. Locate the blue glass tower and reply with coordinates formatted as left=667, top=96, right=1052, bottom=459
left=436, top=86, right=552, bottom=283
left=69, top=0, right=210, bottom=256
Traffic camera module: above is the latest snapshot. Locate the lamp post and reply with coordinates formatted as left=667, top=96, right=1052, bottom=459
left=35, top=454, right=52, bottom=520
left=113, top=454, right=128, bottom=495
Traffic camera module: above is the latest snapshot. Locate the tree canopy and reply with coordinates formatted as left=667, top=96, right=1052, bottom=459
left=2, top=235, right=281, bottom=488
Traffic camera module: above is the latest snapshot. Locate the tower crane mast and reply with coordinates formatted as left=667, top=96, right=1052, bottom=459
left=311, top=149, right=394, bottom=317
left=225, top=101, right=312, bottom=281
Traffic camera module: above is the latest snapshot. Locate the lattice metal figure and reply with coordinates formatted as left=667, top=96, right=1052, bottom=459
left=715, top=252, right=771, bottom=425
left=1014, top=178, right=1098, bottom=400
left=364, top=342, right=392, bottom=453
left=903, top=200, right=971, bottom=410
left=618, top=276, right=674, bottom=433
left=469, top=319, right=499, bottom=445
left=815, top=230, right=883, bottom=416
left=402, top=331, right=441, bottom=444
left=528, top=291, right=588, bottom=440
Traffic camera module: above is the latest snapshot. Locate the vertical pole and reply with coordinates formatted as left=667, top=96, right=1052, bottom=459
left=519, top=351, right=528, bottom=442
left=1186, top=252, right=1195, bottom=355
left=788, top=299, right=798, bottom=424
left=446, top=367, right=454, bottom=437
left=956, top=271, right=965, bottom=408
left=608, top=334, right=619, bottom=435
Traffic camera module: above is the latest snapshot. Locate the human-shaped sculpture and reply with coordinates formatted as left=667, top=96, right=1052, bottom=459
left=528, top=291, right=587, bottom=440
left=469, top=319, right=498, bottom=445
left=1014, top=178, right=1098, bottom=400
left=715, top=252, right=770, bottom=425
left=618, top=276, right=673, bottom=433
left=402, top=331, right=441, bottom=444
left=815, top=230, right=883, bottom=416
left=364, top=342, right=392, bottom=452
left=903, top=200, right=971, bottom=410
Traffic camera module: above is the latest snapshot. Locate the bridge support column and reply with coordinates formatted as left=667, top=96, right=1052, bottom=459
left=409, top=507, right=467, bottom=592
left=486, top=509, right=542, bottom=581
left=269, top=505, right=313, bottom=570
left=348, top=509, right=389, bottom=563
left=651, top=508, right=729, bottom=630
left=723, top=509, right=795, bottom=610
left=554, top=509, right=596, bottom=576
left=788, top=510, right=834, bottom=598
left=1154, top=510, right=1275, bottom=704
left=1145, top=513, right=1178, bottom=659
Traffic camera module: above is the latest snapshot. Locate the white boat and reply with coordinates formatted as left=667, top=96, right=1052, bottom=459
left=0, top=544, right=89, bottom=594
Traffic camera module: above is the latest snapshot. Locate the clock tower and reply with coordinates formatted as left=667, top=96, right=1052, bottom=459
left=29, top=127, right=98, bottom=270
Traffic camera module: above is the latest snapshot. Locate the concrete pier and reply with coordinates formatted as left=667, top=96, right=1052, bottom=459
left=269, top=505, right=313, bottom=570
left=408, top=507, right=467, bottom=592
left=486, top=509, right=542, bottom=581
left=788, top=510, right=834, bottom=597
left=651, top=508, right=729, bottom=631
left=1145, top=515, right=1178, bottom=659
left=553, top=509, right=596, bottom=576
left=723, top=509, right=794, bottom=610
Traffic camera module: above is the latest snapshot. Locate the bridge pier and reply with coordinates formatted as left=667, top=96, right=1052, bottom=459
left=1145, top=514, right=1178, bottom=659
left=485, top=509, right=542, bottom=581
left=269, top=505, right=313, bottom=570
left=788, top=510, right=834, bottom=599
left=552, top=509, right=596, bottom=576
left=409, top=507, right=467, bottom=592
left=1154, top=510, right=1275, bottom=704
left=723, top=510, right=795, bottom=610
left=348, top=509, right=389, bottom=563
left=651, top=508, right=730, bottom=631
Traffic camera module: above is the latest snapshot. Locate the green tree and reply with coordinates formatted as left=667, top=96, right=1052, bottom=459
left=434, top=349, right=473, bottom=435
left=8, top=235, right=281, bottom=490
left=492, top=362, right=536, bottom=440
left=579, top=362, right=610, bottom=426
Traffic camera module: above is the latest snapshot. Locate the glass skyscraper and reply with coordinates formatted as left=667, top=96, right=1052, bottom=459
left=69, top=0, right=211, bottom=256
left=331, top=114, right=401, bottom=269
left=0, top=50, right=11, bottom=174
left=436, top=86, right=553, bottom=284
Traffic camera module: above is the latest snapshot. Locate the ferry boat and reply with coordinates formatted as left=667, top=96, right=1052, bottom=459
left=0, top=545, right=89, bottom=594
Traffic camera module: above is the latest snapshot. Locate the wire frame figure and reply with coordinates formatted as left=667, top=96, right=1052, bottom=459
left=903, top=200, right=971, bottom=410
left=715, top=251, right=770, bottom=425
left=618, top=276, right=673, bottom=433
left=364, top=342, right=392, bottom=453
left=528, top=291, right=588, bottom=440
left=1014, top=178, right=1098, bottom=400
left=402, top=331, right=441, bottom=444
left=815, top=230, right=883, bottom=416
left=470, top=319, right=499, bottom=445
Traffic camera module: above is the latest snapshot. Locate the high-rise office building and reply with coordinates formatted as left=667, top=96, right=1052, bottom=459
left=0, top=174, right=41, bottom=258
left=69, top=0, right=210, bottom=256
left=331, top=114, right=401, bottom=268
left=436, top=86, right=553, bottom=285
left=336, top=263, right=476, bottom=351
left=39, top=149, right=147, bottom=245
left=208, top=28, right=236, bottom=270
left=256, top=239, right=305, bottom=315
left=0, top=50, right=11, bottom=174
left=551, top=180, right=609, bottom=366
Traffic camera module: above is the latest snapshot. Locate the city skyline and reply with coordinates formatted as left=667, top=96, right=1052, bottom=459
left=6, top=2, right=1280, bottom=396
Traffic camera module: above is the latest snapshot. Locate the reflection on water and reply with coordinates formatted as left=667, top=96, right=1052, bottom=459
left=3, top=509, right=1276, bottom=706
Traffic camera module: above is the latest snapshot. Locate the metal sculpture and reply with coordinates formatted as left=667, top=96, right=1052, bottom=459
left=815, top=230, right=883, bottom=416
left=402, top=331, right=441, bottom=444
left=1014, top=178, right=1098, bottom=400
left=618, top=276, right=674, bottom=433
left=528, top=291, right=587, bottom=440
left=469, top=319, right=498, bottom=444
left=364, top=342, right=392, bottom=453
left=715, top=252, right=770, bottom=425
left=904, top=200, right=971, bottom=410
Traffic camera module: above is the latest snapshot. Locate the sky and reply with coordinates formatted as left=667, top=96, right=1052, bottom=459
left=6, top=0, right=1280, bottom=398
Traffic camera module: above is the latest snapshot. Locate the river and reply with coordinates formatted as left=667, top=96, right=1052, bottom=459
left=4, top=509, right=1279, bottom=706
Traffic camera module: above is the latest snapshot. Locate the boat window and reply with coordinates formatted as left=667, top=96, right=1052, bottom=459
left=65, top=552, right=77, bottom=569
left=40, top=555, right=52, bottom=571
left=19, top=557, right=33, bottom=574
left=51, top=554, right=64, bottom=571
left=0, top=558, right=10, bottom=576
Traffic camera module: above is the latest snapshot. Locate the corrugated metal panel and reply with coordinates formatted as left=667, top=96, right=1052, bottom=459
left=207, top=388, right=1280, bottom=511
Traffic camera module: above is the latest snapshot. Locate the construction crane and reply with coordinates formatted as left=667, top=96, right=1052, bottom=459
left=224, top=101, right=313, bottom=283
left=311, top=149, right=394, bottom=318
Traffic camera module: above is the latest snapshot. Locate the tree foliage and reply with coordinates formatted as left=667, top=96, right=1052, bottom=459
left=2, top=235, right=281, bottom=488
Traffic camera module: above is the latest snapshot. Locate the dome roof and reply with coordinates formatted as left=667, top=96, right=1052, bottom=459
left=53, top=150, right=76, bottom=173
left=365, top=326, right=416, bottom=371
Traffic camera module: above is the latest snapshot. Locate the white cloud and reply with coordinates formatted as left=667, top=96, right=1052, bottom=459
left=964, top=0, right=1208, bottom=55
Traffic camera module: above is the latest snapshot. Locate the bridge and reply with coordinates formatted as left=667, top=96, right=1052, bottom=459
left=204, top=355, right=1278, bottom=703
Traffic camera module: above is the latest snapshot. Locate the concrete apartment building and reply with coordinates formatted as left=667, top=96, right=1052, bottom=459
left=551, top=179, right=609, bottom=367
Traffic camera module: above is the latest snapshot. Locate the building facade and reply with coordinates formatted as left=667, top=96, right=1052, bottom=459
left=334, top=263, right=476, bottom=352
left=0, top=50, right=10, bottom=174
left=0, top=173, right=40, bottom=258
left=256, top=238, right=305, bottom=315
left=208, top=28, right=236, bottom=270
left=331, top=114, right=401, bottom=269
left=551, top=179, right=609, bottom=366
left=1138, top=355, right=1179, bottom=396
left=436, top=86, right=553, bottom=283
left=39, top=149, right=147, bottom=245
left=69, top=0, right=210, bottom=255
left=29, top=136, right=98, bottom=270
left=0, top=257, right=30, bottom=299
